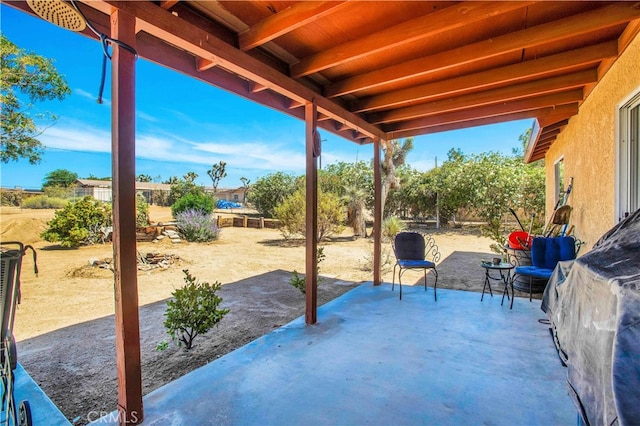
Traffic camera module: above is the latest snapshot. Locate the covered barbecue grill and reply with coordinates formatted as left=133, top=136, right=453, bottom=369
left=542, top=209, right=640, bottom=426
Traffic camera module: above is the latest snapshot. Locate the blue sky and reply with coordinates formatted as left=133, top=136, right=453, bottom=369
left=1, top=4, right=532, bottom=190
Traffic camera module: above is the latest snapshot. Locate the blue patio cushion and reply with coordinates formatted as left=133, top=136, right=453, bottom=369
left=514, top=265, right=554, bottom=279
left=531, top=236, right=576, bottom=269
left=398, top=259, right=435, bottom=269
left=394, top=232, right=425, bottom=260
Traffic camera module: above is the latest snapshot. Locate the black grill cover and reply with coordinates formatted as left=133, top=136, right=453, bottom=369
left=542, top=208, right=640, bottom=426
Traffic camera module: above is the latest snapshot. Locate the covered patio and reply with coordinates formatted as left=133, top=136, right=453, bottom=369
left=4, top=1, right=640, bottom=424
left=93, top=283, right=575, bottom=425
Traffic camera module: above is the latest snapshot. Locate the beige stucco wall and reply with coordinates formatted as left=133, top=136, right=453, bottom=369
left=544, top=33, right=640, bottom=252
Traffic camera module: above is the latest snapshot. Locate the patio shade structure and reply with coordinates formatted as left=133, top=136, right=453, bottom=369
left=5, top=0, right=640, bottom=423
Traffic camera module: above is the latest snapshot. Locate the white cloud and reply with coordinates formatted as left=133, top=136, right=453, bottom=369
left=40, top=124, right=111, bottom=152
left=74, top=88, right=111, bottom=107
left=37, top=123, right=307, bottom=173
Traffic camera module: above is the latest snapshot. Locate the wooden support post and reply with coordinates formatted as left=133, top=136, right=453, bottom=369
left=111, top=9, right=143, bottom=425
left=373, top=138, right=382, bottom=286
left=305, top=101, right=318, bottom=324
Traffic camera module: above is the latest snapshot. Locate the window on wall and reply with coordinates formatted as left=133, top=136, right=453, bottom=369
left=618, top=91, right=640, bottom=221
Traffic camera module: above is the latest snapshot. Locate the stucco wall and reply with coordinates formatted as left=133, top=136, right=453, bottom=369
left=544, top=33, right=640, bottom=251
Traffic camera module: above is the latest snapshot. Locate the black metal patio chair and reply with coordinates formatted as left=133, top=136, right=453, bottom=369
left=392, top=231, right=440, bottom=300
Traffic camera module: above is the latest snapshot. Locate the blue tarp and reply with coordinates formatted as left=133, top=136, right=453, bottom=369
left=216, top=199, right=242, bottom=209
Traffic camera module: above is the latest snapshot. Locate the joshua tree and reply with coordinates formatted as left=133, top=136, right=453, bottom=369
left=380, top=137, right=413, bottom=218
left=240, top=176, right=251, bottom=206
left=207, top=161, right=227, bottom=193
left=343, top=185, right=368, bottom=238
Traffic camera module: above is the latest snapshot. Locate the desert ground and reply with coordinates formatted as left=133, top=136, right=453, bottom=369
left=1, top=205, right=520, bottom=424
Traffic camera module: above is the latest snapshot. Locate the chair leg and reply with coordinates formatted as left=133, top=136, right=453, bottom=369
left=529, top=276, right=533, bottom=302
left=398, top=270, right=403, bottom=300
left=392, top=264, right=397, bottom=292
left=433, top=269, right=438, bottom=301
left=502, top=274, right=512, bottom=306
left=510, top=278, right=515, bottom=310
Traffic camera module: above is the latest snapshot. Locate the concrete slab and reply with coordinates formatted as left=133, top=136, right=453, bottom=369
left=10, top=363, right=70, bottom=425
left=94, top=284, right=576, bottom=425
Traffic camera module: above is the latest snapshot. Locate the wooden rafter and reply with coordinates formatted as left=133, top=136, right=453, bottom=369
left=239, top=1, right=347, bottom=51
left=325, top=2, right=640, bottom=97
left=290, top=1, right=536, bottom=78
left=103, top=0, right=386, bottom=142
left=392, top=105, right=578, bottom=140
left=352, top=41, right=618, bottom=113
left=383, top=91, right=582, bottom=133
left=369, top=69, right=597, bottom=125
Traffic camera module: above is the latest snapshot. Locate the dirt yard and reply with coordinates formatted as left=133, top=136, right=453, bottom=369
left=2, top=205, right=502, bottom=424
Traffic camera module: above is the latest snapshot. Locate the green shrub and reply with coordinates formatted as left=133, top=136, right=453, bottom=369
left=290, top=247, right=325, bottom=294
left=136, top=193, right=150, bottom=227
left=43, top=186, right=74, bottom=199
left=21, top=195, right=68, bottom=209
left=382, top=216, right=405, bottom=241
left=164, top=270, right=229, bottom=350
left=274, top=189, right=345, bottom=242
left=176, top=209, right=221, bottom=242
left=171, top=191, right=214, bottom=218
left=40, top=196, right=112, bottom=247
left=1, top=189, right=22, bottom=206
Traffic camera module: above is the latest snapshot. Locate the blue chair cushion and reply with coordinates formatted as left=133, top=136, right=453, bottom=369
left=398, top=259, right=435, bottom=269
left=514, top=265, right=554, bottom=279
left=531, top=236, right=576, bottom=269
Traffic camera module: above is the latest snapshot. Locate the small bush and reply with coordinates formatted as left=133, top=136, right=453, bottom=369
left=164, top=269, right=229, bottom=350
left=1, top=190, right=22, bottom=206
left=382, top=216, right=406, bottom=241
left=290, top=247, right=325, bottom=294
left=136, top=193, right=150, bottom=227
left=176, top=209, right=221, bottom=242
left=171, top=191, right=214, bottom=218
left=360, top=247, right=394, bottom=274
left=274, top=189, right=345, bottom=242
left=43, top=186, right=74, bottom=199
left=21, top=195, right=68, bottom=209
left=40, top=196, right=112, bottom=247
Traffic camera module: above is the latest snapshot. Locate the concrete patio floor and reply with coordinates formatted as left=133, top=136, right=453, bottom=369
left=95, top=283, right=576, bottom=425
left=8, top=364, right=70, bottom=425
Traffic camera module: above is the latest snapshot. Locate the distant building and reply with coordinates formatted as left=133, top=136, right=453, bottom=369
left=74, top=180, right=248, bottom=206
left=75, top=179, right=171, bottom=204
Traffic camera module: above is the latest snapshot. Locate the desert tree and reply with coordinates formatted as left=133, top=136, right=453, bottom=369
left=240, top=176, right=250, bottom=205
left=207, top=161, right=227, bottom=193
left=342, top=185, right=368, bottom=238
left=1, top=35, right=71, bottom=164
left=43, top=168, right=78, bottom=188
left=380, top=137, right=414, bottom=218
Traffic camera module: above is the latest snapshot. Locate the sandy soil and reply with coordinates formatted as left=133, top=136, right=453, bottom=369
left=1, top=205, right=505, bottom=424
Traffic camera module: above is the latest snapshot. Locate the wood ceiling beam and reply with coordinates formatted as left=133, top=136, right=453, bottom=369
left=159, top=1, right=179, bottom=10
left=326, top=2, right=640, bottom=97
left=135, top=32, right=363, bottom=144
left=239, top=1, right=347, bottom=51
left=290, top=1, right=536, bottom=78
left=391, top=104, right=578, bottom=140
left=384, top=91, right=582, bottom=133
left=369, top=69, right=596, bottom=124
left=353, top=41, right=617, bottom=113
left=195, top=57, right=218, bottom=72
left=103, top=1, right=386, bottom=141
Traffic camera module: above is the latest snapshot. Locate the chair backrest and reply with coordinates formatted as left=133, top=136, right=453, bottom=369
left=530, top=236, right=576, bottom=269
left=393, top=232, right=425, bottom=260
